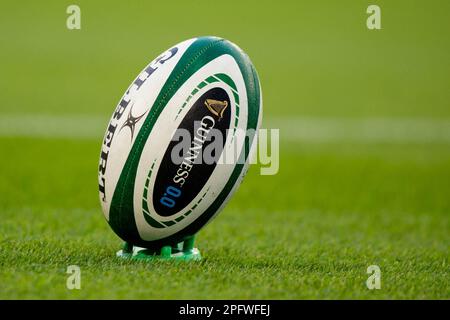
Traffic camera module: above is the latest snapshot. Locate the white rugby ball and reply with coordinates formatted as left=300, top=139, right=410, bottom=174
left=98, top=36, right=262, bottom=248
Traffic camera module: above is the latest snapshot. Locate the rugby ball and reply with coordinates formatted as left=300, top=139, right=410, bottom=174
left=98, top=36, right=262, bottom=248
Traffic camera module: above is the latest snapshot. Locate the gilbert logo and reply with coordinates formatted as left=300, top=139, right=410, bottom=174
left=120, top=103, right=148, bottom=142
left=98, top=46, right=178, bottom=202
left=204, top=99, right=228, bottom=119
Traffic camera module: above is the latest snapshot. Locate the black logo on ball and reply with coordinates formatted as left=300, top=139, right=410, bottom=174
left=119, top=103, right=148, bottom=142
left=153, top=87, right=231, bottom=217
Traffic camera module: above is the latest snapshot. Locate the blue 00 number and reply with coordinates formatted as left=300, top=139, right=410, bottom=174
left=160, top=186, right=182, bottom=208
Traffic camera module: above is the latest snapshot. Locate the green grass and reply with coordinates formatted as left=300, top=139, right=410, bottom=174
left=0, top=0, right=449, bottom=299
left=0, top=137, right=448, bottom=299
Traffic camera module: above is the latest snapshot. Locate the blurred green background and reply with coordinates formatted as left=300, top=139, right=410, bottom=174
left=0, top=1, right=448, bottom=299
left=1, top=0, right=449, bottom=118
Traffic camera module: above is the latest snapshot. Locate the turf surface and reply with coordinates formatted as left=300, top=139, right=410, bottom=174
left=0, top=1, right=449, bottom=299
